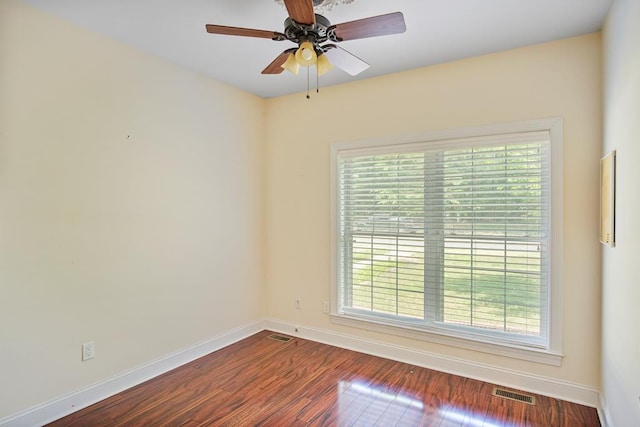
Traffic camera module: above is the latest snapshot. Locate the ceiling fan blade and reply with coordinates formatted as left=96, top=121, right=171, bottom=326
left=205, top=24, right=282, bottom=40
left=283, top=0, right=316, bottom=25
left=262, top=50, right=295, bottom=74
left=331, top=12, right=406, bottom=41
left=323, top=45, right=369, bottom=76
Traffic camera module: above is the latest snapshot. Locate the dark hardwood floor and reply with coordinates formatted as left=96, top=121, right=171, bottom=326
left=47, top=330, right=600, bottom=426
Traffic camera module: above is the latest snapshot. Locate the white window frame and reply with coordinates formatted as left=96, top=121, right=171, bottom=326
left=329, top=118, right=563, bottom=365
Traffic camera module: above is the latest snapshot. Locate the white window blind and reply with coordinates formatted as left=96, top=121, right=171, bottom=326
left=336, top=131, right=551, bottom=349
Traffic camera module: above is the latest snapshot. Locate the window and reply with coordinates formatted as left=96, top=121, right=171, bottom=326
left=331, top=119, right=563, bottom=364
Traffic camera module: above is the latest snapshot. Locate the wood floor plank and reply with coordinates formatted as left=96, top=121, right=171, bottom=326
left=46, top=331, right=600, bottom=426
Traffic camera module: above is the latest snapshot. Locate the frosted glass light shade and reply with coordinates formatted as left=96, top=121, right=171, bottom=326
left=295, top=41, right=317, bottom=67
left=316, top=54, right=333, bottom=76
left=281, top=53, right=300, bottom=75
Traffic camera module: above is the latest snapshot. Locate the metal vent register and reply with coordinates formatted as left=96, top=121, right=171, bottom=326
left=492, top=387, right=536, bottom=405
left=267, top=334, right=292, bottom=343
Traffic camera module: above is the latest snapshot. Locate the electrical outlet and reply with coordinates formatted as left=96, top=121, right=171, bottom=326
left=82, top=341, right=95, bottom=361
left=323, top=301, right=330, bottom=314
left=295, top=298, right=301, bottom=310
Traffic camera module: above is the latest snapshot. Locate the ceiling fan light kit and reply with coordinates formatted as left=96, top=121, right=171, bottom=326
left=205, top=0, right=406, bottom=96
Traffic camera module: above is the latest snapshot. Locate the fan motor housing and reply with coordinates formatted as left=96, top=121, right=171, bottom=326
left=283, top=14, right=332, bottom=44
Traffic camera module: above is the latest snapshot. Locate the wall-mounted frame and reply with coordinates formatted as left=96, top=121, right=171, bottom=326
left=600, top=150, right=616, bottom=247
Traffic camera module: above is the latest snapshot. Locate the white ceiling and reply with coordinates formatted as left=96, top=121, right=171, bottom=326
left=18, top=0, right=612, bottom=98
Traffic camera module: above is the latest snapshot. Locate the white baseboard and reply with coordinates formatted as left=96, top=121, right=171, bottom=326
left=264, top=318, right=601, bottom=409
left=598, top=394, right=612, bottom=427
left=0, top=321, right=264, bottom=427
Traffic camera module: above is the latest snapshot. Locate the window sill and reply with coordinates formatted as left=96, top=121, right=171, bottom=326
left=330, top=313, right=563, bottom=366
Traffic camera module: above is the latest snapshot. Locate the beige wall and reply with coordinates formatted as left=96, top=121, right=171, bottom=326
left=265, top=34, right=602, bottom=390
left=0, top=1, right=265, bottom=418
left=602, top=0, right=640, bottom=425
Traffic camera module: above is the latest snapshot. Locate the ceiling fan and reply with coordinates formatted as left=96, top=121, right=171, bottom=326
left=205, top=0, right=406, bottom=78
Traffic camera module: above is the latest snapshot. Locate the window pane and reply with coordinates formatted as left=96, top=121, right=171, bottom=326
left=350, top=235, right=425, bottom=319
left=440, top=144, right=547, bottom=337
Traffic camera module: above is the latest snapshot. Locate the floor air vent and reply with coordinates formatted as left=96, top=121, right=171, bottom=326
left=492, top=387, right=536, bottom=405
left=267, top=334, right=292, bottom=343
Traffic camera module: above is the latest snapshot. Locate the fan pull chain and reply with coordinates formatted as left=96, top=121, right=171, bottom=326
left=306, top=67, right=310, bottom=99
